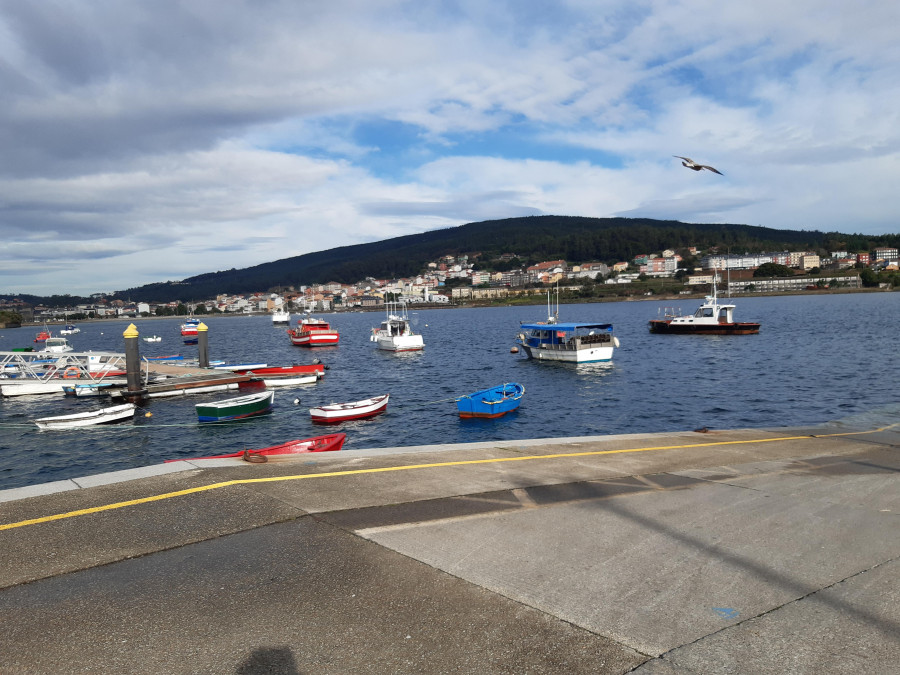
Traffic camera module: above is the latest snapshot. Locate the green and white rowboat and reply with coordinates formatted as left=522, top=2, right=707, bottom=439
left=195, top=390, right=274, bottom=423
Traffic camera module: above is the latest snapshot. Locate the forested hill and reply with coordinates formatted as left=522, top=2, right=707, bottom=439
left=109, top=215, right=890, bottom=302
left=16, top=215, right=897, bottom=305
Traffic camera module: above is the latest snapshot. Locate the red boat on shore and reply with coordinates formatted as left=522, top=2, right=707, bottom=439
left=166, top=433, right=346, bottom=461
left=287, top=317, right=340, bottom=347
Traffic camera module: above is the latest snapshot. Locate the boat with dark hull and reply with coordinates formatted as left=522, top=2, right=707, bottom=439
left=195, top=390, right=274, bottom=423
left=649, top=283, right=760, bottom=335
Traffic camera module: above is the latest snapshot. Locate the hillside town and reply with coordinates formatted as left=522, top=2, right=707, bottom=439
left=3, top=245, right=898, bottom=323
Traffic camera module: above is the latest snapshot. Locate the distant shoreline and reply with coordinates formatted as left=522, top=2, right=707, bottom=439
left=15, top=285, right=894, bottom=327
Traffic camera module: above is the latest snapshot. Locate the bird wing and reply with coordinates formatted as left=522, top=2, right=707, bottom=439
left=701, top=165, right=723, bottom=175
left=673, top=155, right=694, bottom=163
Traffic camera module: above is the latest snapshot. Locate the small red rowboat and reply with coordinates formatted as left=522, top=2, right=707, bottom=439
left=166, top=433, right=346, bottom=461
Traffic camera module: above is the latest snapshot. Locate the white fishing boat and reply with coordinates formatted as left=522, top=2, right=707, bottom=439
left=370, top=303, right=424, bottom=352
left=515, top=288, right=618, bottom=363
left=648, top=279, right=761, bottom=335
left=33, top=403, right=137, bottom=429
left=272, top=308, right=290, bottom=324
left=143, top=335, right=162, bottom=343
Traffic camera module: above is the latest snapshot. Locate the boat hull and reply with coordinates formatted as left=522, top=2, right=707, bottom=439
left=289, top=332, right=340, bottom=347
left=648, top=320, right=761, bottom=335
left=520, top=344, right=614, bottom=363
left=166, top=433, right=346, bottom=461
left=234, top=364, right=324, bottom=378
left=375, top=335, right=424, bottom=352
left=33, top=403, right=136, bottom=429
left=456, top=383, right=524, bottom=418
left=195, top=391, right=274, bottom=423
left=310, top=394, right=389, bottom=423
left=259, top=374, right=318, bottom=387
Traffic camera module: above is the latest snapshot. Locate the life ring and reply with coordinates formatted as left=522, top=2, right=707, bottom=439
left=63, top=367, right=81, bottom=379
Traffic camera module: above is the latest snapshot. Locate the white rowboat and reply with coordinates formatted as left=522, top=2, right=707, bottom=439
left=33, top=403, right=137, bottom=430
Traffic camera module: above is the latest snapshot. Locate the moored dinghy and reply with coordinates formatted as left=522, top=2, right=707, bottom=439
left=310, top=394, right=389, bottom=423
left=195, top=390, right=274, bottom=423
left=456, top=383, right=524, bottom=418
left=33, top=403, right=137, bottom=429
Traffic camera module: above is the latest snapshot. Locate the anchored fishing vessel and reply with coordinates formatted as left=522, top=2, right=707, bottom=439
left=370, top=303, right=424, bottom=352
left=515, top=288, right=618, bottom=363
left=648, top=282, right=760, bottom=335
left=288, top=317, right=340, bottom=347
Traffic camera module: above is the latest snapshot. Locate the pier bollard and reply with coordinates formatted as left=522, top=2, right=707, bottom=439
left=122, top=323, right=147, bottom=402
left=198, top=322, right=210, bottom=368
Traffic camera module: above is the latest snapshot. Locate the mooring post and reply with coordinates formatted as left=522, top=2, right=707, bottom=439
left=122, top=323, right=147, bottom=402
left=198, top=321, right=209, bottom=368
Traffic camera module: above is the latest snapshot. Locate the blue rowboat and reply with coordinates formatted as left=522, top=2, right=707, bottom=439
left=456, top=383, right=524, bottom=419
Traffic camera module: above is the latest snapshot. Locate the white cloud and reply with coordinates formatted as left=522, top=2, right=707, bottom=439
left=1, top=0, right=899, bottom=295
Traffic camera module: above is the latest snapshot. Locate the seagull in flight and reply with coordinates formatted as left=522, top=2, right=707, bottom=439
left=674, top=156, right=723, bottom=175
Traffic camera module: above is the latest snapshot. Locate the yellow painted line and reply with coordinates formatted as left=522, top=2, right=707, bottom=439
left=1, top=425, right=895, bottom=532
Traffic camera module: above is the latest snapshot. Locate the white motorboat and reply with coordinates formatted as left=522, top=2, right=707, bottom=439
left=272, top=308, right=290, bottom=324
left=40, top=337, right=74, bottom=353
left=370, top=303, right=424, bottom=352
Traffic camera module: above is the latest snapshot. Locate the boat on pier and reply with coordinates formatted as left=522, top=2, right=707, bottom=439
left=166, top=433, right=346, bottom=461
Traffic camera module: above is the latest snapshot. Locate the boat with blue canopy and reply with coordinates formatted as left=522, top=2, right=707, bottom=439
left=516, top=322, right=618, bottom=363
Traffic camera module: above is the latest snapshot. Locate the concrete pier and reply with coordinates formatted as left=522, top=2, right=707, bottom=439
left=0, top=420, right=897, bottom=673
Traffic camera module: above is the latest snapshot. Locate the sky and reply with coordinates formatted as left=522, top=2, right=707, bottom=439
left=2, top=0, right=899, bottom=296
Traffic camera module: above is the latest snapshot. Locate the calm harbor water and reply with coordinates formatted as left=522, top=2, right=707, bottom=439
left=1, top=292, right=898, bottom=491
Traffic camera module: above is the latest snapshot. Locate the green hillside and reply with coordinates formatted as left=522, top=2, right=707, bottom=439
left=8, top=216, right=898, bottom=305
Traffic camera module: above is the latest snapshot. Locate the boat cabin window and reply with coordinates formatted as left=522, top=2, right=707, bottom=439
left=695, top=307, right=714, bottom=318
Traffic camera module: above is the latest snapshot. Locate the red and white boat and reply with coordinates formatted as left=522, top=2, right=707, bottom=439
left=287, top=317, right=339, bottom=347
left=310, top=394, right=389, bottom=424
left=180, top=317, right=200, bottom=337
left=232, top=363, right=325, bottom=387
left=233, top=364, right=325, bottom=378
left=165, top=433, right=346, bottom=461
